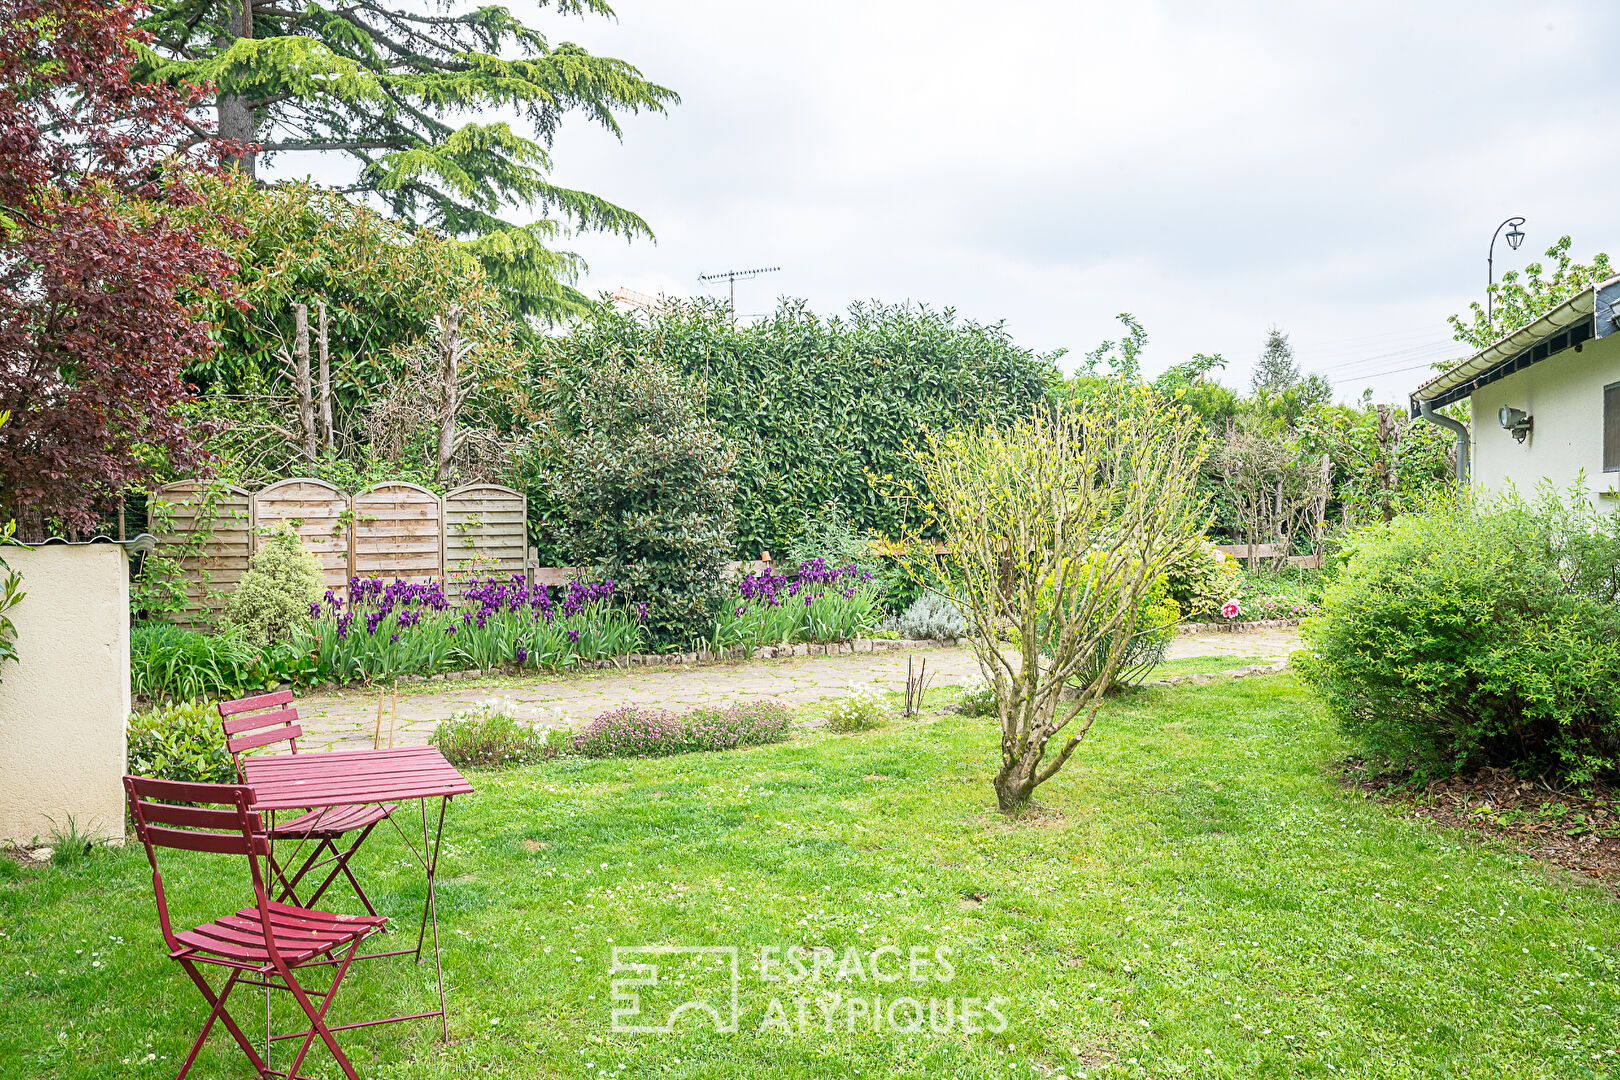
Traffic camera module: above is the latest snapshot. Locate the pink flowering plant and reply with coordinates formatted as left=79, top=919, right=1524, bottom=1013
left=571, top=700, right=793, bottom=758
left=1216, top=569, right=1322, bottom=622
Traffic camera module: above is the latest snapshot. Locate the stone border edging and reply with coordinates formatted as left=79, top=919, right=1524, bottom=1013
left=385, top=636, right=957, bottom=686
left=1176, top=618, right=1302, bottom=635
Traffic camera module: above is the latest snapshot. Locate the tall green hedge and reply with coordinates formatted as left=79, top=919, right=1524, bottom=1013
left=526, top=299, right=1060, bottom=557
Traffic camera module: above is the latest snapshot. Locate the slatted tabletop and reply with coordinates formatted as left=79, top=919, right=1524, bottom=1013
left=242, top=746, right=473, bottom=811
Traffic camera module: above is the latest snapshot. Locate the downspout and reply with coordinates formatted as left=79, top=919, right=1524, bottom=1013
left=1417, top=398, right=1469, bottom=484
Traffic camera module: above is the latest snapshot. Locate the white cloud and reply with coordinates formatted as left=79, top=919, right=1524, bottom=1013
left=281, top=0, right=1620, bottom=401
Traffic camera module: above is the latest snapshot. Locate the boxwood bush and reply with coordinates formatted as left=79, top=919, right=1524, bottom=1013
left=127, top=699, right=236, bottom=784
left=1295, top=488, right=1620, bottom=783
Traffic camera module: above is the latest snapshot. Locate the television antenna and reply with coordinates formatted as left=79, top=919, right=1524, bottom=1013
left=697, top=265, right=780, bottom=315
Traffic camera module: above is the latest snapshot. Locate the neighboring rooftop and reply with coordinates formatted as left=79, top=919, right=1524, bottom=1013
left=1409, top=274, right=1620, bottom=416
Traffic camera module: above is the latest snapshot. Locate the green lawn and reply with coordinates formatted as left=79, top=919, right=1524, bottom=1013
left=4, top=675, right=1619, bottom=1079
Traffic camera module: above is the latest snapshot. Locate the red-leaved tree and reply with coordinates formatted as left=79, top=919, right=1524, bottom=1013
left=0, top=0, right=244, bottom=536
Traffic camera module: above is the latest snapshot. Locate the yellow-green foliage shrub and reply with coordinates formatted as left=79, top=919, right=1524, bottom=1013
left=223, top=526, right=323, bottom=643
left=1162, top=539, right=1240, bottom=621
left=1037, top=553, right=1180, bottom=690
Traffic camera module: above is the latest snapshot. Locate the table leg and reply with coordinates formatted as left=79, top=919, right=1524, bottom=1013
left=415, top=796, right=450, bottom=1041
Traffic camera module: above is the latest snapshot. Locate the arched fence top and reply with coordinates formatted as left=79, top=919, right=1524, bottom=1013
left=153, top=480, right=253, bottom=500
left=444, top=482, right=524, bottom=501
left=351, top=481, right=445, bottom=583
left=352, top=480, right=440, bottom=501
left=254, top=477, right=347, bottom=500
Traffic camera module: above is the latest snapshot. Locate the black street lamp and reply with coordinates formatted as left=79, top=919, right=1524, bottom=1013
left=1488, top=216, right=1526, bottom=328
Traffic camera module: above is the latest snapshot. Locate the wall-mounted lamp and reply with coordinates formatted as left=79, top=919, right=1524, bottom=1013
left=1498, top=405, right=1534, bottom=443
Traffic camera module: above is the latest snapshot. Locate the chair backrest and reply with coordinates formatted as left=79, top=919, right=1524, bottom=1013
left=123, top=775, right=273, bottom=956
left=217, top=690, right=302, bottom=778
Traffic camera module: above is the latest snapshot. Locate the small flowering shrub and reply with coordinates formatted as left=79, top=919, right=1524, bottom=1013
left=127, top=698, right=237, bottom=784
left=431, top=699, right=559, bottom=770
left=570, top=704, right=685, bottom=757
left=828, top=686, right=890, bottom=732
left=712, top=557, right=880, bottom=648
left=571, top=700, right=794, bottom=758
left=223, top=525, right=324, bottom=643
left=1222, top=569, right=1321, bottom=621
left=956, top=676, right=996, bottom=718
left=681, top=700, right=794, bottom=750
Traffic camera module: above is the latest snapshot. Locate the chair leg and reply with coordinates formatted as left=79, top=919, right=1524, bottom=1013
left=175, top=961, right=267, bottom=1080
left=302, top=823, right=381, bottom=917
left=276, top=838, right=340, bottom=906
left=278, top=940, right=364, bottom=1080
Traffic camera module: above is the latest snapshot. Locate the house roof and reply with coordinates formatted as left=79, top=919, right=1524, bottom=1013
left=1408, top=273, right=1620, bottom=417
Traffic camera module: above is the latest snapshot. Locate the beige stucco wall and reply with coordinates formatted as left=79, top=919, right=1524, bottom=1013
left=1470, top=331, right=1620, bottom=509
left=0, top=544, right=129, bottom=844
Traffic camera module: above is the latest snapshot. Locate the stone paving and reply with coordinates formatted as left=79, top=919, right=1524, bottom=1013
left=293, top=628, right=1302, bottom=750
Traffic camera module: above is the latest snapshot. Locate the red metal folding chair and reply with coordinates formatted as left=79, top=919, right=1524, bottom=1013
left=124, top=775, right=388, bottom=1080
left=217, top=691, right=395, bottom=917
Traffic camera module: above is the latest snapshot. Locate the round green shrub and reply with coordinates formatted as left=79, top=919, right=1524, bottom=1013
left=530, top=356, right=738, bottom=646
left=1162, top=539, right=1240, bottom=621
left=127, top=698, right=236, bottom=784
left=1295, top=489, right=1620, bottom=784
left=223, top=525, right=324, bottom=643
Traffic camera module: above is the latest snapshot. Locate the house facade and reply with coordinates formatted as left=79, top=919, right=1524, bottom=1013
left=1410, top=274, right=1620, bottom=510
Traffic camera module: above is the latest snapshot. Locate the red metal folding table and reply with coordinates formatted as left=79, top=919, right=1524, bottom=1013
left=240, top=745, right=474, bottom=1040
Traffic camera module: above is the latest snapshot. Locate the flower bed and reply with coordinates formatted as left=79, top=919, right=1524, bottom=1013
left=292, top=574, right=645, bottom=683
left=711, top=558, right=880, bottom=649
left=1214, top=569, right=1321, bottom=623
left=570, top=700, right=793, bottom=757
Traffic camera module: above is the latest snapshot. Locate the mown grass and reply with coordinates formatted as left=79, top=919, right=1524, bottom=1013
left=3, top=675, right=1618, bottom=1079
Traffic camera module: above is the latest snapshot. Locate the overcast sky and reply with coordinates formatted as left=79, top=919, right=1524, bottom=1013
left=282, top=1, right=1620, bottom=402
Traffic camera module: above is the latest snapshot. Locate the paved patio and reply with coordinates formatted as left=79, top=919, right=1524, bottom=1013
left=292, top=628, right=1301, bottom=750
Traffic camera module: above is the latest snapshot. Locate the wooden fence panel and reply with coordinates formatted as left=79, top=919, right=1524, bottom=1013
left=351, top=482, right=442, bottom=584
left=443, top=483, right=527, bottom=598
left=149, top=481, right=252, bottom=627
left=252, top=479, right=351, bottom=595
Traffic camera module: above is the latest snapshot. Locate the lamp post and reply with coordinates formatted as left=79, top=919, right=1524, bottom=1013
left=1487, top=216, right=1526, bottom=328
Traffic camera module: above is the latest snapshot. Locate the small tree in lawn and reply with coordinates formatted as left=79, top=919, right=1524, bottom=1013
left=905, top=386, right=1208, bottom=814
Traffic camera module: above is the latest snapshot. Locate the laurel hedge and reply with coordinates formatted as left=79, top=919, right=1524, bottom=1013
left=526, top=299, right=1059, bottom=558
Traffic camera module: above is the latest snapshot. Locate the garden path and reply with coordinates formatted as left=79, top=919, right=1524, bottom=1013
left=290, top=628, right=1300, bottom=750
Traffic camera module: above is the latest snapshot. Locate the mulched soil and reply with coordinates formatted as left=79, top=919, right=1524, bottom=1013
left=1340, top=762, right=1620, bottom=895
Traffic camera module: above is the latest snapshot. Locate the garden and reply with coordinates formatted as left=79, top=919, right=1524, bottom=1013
left=4, top=5, right=1620, bottom=1080
left=10, top=676, right=1620, bottom=1079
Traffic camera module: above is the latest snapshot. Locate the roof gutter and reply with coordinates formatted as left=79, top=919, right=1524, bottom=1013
left=1417, top=399, right=1469, bottom=483
left=1409, top=275, right=1620, bottom=418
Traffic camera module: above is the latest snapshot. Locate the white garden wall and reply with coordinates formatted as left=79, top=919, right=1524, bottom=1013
left=0, top=543, right=129, bottom=845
